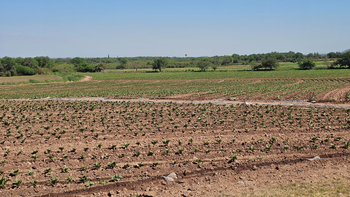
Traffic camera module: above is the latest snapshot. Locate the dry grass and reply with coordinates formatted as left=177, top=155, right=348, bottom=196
left=0, top=75, right=61, bottom=83
left=225, top=178, right=350, bottom=197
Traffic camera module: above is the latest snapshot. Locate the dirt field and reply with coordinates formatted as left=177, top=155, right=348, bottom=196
left=0, top=99, right=349, bottom=196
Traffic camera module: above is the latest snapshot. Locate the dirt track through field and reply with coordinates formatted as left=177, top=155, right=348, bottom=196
left=79, top=75, right=93, bottom=82
left=8, top=96, right=350, bottom=109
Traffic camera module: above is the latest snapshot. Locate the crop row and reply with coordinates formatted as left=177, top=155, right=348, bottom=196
left=0, top=78, right=349, bottom=102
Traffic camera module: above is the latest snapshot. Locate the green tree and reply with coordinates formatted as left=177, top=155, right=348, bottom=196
left=295, top=52, right=304, bottom=60
left=129, top=61, right=143, bottom=71
left=333, top=51, right=350, bottom=68
left=197, top=58, right=212, bottom=72
left=261, top=58, right=279, bottom=70
left=298, top=59, right=316, bottom=70
left=1, top=57, right=17, bottom=76
left=152, top=57, right=168, bottom=72
left=117, top=58, right=128, bottom=69
left=22, top=58, right=39, bottom=69
left=70, top=57, right=87, bottom=68
left=15, top=57, right=24, bottom=65
left=35, top=56, right=53, bottom=68
left=221, top=56, right=233, bottom=65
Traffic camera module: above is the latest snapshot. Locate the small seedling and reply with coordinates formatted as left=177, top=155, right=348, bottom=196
left=265, top=144, right=272, bottom=150
left=61, top=166, right=70, bottom=173
left=12, top=179, right=22, bottom=187
left=229, top=154, right=237, bottom=162
left=111, top=174, right=123, bottom=181
left=48, top=176, right=59, bottom=185
left=85, top=181, right=94, bottom=187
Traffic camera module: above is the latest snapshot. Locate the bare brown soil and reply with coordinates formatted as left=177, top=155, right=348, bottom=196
left=79, top=76, right=93, bottom=82
left=0, top=99, right=350, bottom=196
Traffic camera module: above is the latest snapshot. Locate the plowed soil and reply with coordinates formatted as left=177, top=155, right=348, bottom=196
left=0, top=99, right=350, bottom=196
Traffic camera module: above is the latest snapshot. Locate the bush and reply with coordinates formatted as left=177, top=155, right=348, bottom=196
left=331, top=51, right=350, bottom=68
left=252, top=58, right=279, bottom=71
left=298, top=59, right=316, bottom=70
left=52, top=64, right=75, bottom=72
left=116, top=65, right=125, bottom=69
left=15, top=65, right=35, bottom=75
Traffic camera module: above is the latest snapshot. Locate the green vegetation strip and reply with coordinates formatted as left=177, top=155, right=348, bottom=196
left=89, top=69, right=350, bottom=80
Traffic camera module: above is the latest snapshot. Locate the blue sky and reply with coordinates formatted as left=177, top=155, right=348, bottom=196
left=0, top=0, right=349, bottom=58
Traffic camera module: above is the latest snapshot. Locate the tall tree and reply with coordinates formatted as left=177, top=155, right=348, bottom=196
left=261, top=58, right=279, bottom=70
left=197, top=58, right=212, bottom=72
left=152, top=57, right=168, bottom=72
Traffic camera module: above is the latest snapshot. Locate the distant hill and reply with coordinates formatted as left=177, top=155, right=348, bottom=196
left=342, top=49, right=350, bottom=53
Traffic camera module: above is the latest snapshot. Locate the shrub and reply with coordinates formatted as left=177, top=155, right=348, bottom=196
left=252, top=58, right=279, bottom=71
left=330, top=51, right=350, bottom=68
left=15, top=65, right=35, bottom=75
left=52, top=63, right=75, bottom=72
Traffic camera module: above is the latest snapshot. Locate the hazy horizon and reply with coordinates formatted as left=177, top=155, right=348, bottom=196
left=1, top=0, right=349, bottom=58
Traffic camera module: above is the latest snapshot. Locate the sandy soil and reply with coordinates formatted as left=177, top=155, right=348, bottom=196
left=79, top=76, right=93, bottom=82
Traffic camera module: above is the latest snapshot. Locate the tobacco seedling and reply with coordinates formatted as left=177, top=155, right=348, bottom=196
left=48, top=155, right=55, bottom=161
left=0, top=177, right=8, bottom=188
left=12, top=179, right=22, bottom=187
left=229, top=154, right=238, bottom=163
left=123, top=142, right=130, bottom=149
left=85, top=181, right=94, bottom=187
left=108, top=161, right=116, bottom=168
left=45, top=168, right=52, bottom=174
left=48, top=176, right=58, bottom=185
left=111, top=174, right=123, bottom=181
left=61, top=166, right=70, bottom=173
left=31, top=154, right=38, bottom=160
left=177, top=147, right=184, bottom=154
left=66, top=176, right=73, bottom=182
left=331, top=143, right=336, bottom=149
left=81, top=166, right=88, bottom=171
left=30, top=180, right=37, bottom=186
left=94, top=162, right=102, bottom=169
left=271, top=137, right=277, bottom=143
left=10, top=169, right=20, bottom=176
left=123, top=163, right=129, bottom=169
left=79, top=175, right=88, bottom=183
left=265, top=144, right=272, bottom=150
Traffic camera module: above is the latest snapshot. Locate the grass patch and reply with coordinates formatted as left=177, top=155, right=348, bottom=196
left=53, top=72, right=84, bottom=81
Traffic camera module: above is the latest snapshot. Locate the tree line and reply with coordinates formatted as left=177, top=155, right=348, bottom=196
left=0, top=56, right=107, bottom=77
left=1, top=50, right=349, bottom=76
